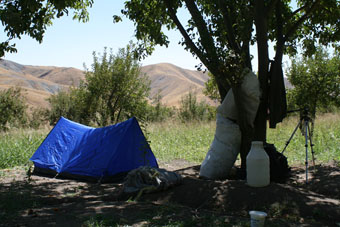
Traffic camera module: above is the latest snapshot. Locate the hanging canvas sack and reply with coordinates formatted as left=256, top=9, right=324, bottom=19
left=199, top=113, right=241, bottom=179
left=200, top=69, right=260, bottom=179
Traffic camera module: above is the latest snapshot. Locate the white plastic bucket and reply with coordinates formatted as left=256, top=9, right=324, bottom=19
left=249, top=210, right=267, bottom=227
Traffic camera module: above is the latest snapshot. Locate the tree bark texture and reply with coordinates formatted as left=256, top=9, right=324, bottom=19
left=253, top=0, right=270, bottom=142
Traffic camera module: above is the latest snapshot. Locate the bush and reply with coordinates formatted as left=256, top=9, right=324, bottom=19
left=146, top=91, right=175, bottom=122
left=47, top=87, right=86, bottom=125
left=0, top=87, right=28, bottom=131
left=178, top=90, right=216, bottom=122
left=28, top=107, right=49, bottom=129
left=47, top=43, right=151, bottom=127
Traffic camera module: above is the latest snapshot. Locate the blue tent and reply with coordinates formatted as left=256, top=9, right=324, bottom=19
left=30, top=117, right=158, bottom=182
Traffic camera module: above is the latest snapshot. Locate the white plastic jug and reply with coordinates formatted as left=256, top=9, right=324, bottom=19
left=246, top=141, right=270, bottom=187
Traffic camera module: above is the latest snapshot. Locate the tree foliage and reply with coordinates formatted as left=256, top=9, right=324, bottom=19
left=48, top=43, right=151, bottom=126
left=203, top=72, right=220, bottom=102
left=0, top=0, right=93, bottom=57
left=0, top=87, right=27, bottom=130
left=119, top=0, right=340, bottom=168
left=286, top=46, right=340, bottom=117
left=119, top=0, right=340, bottom=140
left=84, top=44, right=151, bottom=125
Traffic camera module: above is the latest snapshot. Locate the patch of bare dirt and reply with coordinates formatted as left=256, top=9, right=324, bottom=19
left=0, top=160, right=339, bottom=226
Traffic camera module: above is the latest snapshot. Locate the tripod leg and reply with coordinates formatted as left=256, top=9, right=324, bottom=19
left=307, top=123, right=316, bottom=172
left=282, top=119, right=302, bottom=154
left=304, top=120, right=309, bottom=184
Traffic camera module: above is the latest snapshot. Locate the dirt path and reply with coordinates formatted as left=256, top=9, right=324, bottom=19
left=0, top=160, right=339, bottom=226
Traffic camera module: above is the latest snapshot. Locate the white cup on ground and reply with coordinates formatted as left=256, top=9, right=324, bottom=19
left=249, top=210, right=267, bottom=227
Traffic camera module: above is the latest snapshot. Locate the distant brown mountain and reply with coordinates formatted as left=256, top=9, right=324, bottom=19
left=141, top=63, right=215, bottom=107
left=0, top=59, right=294, bottom=110
left=0, top=60, right=215, bottom=109
left=0, top=59, right=84, bottom=109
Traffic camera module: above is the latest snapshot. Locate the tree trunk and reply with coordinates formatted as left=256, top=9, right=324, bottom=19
left=232, top=85, right=254, bottom=170
left=253, top=0, right=270, bottom=142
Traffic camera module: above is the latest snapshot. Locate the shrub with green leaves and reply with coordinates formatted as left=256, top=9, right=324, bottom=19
left=146, top=90, right=175, bottom=122
left=178, top=90, right=216, bottom=122
left=28, top=107, right=49, bottom=129
left=47, top=87, right=85, bottom=125
left=48, top=43, right=151, bottom=127
left=0, top=87, right=28, bottom=131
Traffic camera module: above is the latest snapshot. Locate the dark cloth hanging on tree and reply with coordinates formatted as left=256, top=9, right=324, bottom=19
left=268, top=60, right=287, bottom=128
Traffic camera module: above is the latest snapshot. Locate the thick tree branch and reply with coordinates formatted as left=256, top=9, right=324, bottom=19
left=276, top=1, right=283, bottom=42
left=241, top=40, right=252, bottom=70
left=218, top=1, right=253, bottom=69
left=240, top=15, right=254, bottom=70
left=275, top=0, right=284, bottom=62
left=253, top=0, right=270, bottom=142
left=217, top=0, right=241, bottom=54
left=165, top=0, right=229, bottom=100
left=164, top=1, right=209, bottom=67
left=291, top=4, right=308, bottom=17
left=266, top=0, right=279, bottom=18
left=184, top=0, right=219, bottom=62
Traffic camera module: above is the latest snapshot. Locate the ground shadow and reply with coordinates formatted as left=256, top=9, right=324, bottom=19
left=0, top=162, right=339, bottom=226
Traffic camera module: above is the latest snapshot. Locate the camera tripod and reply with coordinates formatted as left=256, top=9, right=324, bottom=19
left=281, top=108, right=316, bottom=184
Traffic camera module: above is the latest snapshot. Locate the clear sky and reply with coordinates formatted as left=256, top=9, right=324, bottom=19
left=1, top=1, right=203, bottom=70
left=1, top=1, right=289, bottom=71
